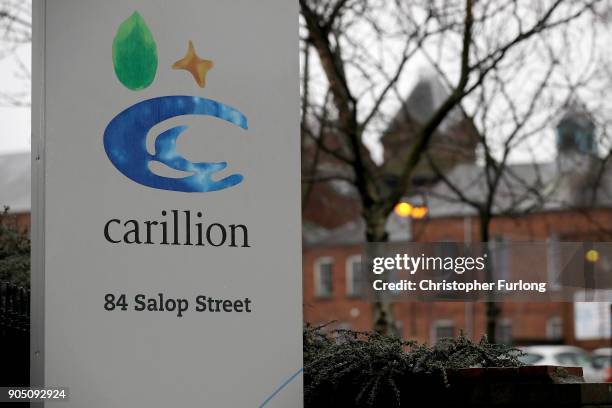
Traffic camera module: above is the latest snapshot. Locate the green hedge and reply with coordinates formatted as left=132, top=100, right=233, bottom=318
left=0, top=207, right=30, bottom=288
left=304, top=325, right=523, bottom=407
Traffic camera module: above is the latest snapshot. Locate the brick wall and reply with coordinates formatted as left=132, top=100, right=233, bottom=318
left=304, top=208, right=612, bottom=348
left=0, top=212, right=30, bottom=234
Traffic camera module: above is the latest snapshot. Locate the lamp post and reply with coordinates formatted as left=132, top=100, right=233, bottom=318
left=394, top=201, right=429, bottom=338
left=584, top=244, right=598, bottom=302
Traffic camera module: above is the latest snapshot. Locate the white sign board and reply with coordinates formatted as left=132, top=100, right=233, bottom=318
left=32, top=1, right=302, bottom=406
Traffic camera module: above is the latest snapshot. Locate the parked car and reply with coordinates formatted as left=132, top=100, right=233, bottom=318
left=518, top=345, right=598, bottom=382
left=591, top=348, right=612, bottom=383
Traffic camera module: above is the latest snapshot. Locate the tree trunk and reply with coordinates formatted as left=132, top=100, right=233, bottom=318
left=480, top=211, right=500, bottom=342
left=365, top=211, right=395, bottom=335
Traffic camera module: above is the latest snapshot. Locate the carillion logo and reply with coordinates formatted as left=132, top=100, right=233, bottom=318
left=103, top=12, right=248, bottom=192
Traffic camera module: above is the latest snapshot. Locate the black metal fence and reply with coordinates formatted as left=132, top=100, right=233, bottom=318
left=0, top=281, right=30, bottom=387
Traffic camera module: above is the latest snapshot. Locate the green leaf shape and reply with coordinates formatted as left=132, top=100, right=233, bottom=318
left=112, top=12, right=158, bottom=91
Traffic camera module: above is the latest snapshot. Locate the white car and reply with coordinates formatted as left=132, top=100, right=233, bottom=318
left=518, top=345, right=598, bottom=382
left=591, top=348, right=612, bottom=383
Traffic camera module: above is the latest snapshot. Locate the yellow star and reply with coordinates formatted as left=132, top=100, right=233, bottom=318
left=172, top=41, right=214, bottom=88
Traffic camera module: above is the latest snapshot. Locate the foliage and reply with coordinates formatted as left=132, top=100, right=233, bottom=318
left=0, top=207, right=30, bottom=287
left=304, top=324, right=523, bottom=407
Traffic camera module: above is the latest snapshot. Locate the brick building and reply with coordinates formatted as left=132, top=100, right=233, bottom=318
left=302, top=82, right=612, bottom=349
left=303, top=209, right=612, bottom=349
left=381, top=73, right=479, bottom=188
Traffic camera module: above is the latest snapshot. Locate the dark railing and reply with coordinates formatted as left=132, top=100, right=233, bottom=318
left=0, top=282, right=30, bottom=332
left=0, top=281, right=30, bottom=387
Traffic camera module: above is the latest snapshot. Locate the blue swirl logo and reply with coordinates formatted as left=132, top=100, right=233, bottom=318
left=103, top=95, right=248, bottom=192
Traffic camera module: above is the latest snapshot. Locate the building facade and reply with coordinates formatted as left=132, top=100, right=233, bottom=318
left=302, top=86, right=612, bottom=349
left=303, top=208, right=612, bottom=349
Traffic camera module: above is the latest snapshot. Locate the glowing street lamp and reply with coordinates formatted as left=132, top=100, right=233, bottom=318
left=394, top=202, right=413, bottom=218
left=394, top=202, right=428, bottom=219
left=585, top=249, right=600, bottom=263
left=411, top=206, right=428, bottom=219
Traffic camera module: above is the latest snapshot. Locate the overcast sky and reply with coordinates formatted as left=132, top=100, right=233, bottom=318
left=0, top=105, right=30, bottom=153
left=2, top=1, right=610, bottom=163
left=0, top=40, right=30, bottom=154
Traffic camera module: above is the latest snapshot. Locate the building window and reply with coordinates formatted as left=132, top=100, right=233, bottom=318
left=393, top=320, right=404, bottom=339
left=346, top=255, right=364, bottom=297
left=387, top=267, right=402, bottom=296
left=431, top=320, right=455, bottom=343
left=490, top=236, right=510, bottom=282
left=315, top=257, right=333, bottom=298
left=496, top=319, right=512, bottom=345
left=434, top=241, right=459, bottom=280
left=433, top=241, right=462, bottom=299
left=546, top=316, right=563, bottom=340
